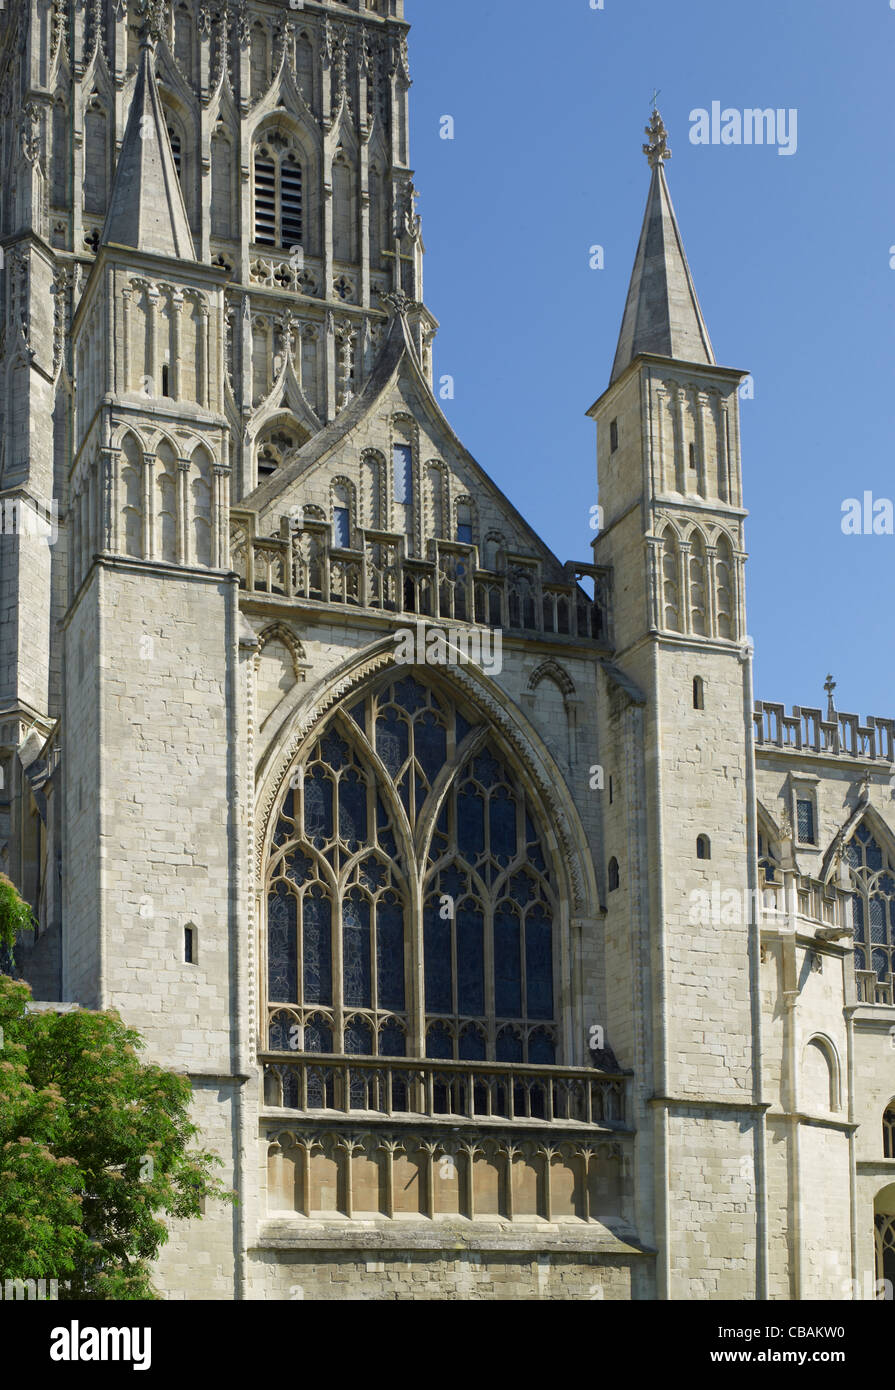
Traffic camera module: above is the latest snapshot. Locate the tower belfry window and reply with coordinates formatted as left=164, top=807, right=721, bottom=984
left=253, top=134, right=303, bottom=250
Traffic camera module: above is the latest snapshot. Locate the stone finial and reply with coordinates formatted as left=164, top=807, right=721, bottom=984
left=643, top=108, right=671, bottom=168
left=824, top=673, right=837, bottom=721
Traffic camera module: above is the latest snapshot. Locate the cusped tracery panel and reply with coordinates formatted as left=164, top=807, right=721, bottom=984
left=847, top=823, right=895, bottom=983
left=264, top=673, right=559, bottom=1068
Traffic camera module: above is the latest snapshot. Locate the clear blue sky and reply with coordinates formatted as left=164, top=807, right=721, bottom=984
left=407, top=0, right=895, bottom=721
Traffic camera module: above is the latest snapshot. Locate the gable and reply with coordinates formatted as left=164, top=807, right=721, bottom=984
left=241, top=314, right=567, bottom=581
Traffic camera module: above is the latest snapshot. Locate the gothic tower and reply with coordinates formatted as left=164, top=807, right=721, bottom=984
left=589, top=111, right=759, bottom=1300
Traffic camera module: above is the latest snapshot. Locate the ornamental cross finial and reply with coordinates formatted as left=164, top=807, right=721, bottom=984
left=643, top=107, right=671, bottom=168
left=824, top=673, right=837, bottom=721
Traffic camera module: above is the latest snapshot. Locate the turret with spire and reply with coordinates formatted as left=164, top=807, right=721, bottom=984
left=611, top=108, right=715, bottom=383
left=589, top=111, right=757, bottom=1300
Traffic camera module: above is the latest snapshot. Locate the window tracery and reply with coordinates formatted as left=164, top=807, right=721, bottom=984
left=847, top=824, right=895, bottom=985
left=265, top=674, right=558, bottom=1069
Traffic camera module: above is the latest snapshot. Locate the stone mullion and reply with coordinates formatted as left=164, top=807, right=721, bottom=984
left=176, top=459, right=189, bottom=566
left=333, top=878, right=345, bottom=1053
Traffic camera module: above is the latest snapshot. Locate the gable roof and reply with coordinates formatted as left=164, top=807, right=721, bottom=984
left=245, top=312, right=569, bottom=579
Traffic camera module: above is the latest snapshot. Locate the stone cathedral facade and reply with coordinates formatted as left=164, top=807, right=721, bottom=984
left=2, top=0, right=894, bottom=1301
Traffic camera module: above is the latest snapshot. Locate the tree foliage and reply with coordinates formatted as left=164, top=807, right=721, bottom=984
left=0, top=969, right=235, bottom=1299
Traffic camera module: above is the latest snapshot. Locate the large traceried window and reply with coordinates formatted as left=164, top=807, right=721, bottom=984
left=847, top=824, right=895, bottom=985
left=253, top=131, right=303, bottom=249
left=265, top=675, right=558, bottom=1067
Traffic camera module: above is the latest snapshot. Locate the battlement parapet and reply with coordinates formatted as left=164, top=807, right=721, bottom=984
left=754, top=700, right=895, bottom=764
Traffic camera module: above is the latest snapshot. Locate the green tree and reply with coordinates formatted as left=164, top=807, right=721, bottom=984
left=0, top=968, right=235, bottom=1299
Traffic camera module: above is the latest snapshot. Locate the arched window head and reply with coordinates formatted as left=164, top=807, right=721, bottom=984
left=608, top=857, right=620, bottom=893
left=264, top=674, right=558, bottom=1071
left=846, top=824, right=895, bottom=989
left=254, top=130, right=303, bottom=250
left=696, top=835, right=711, bottom=861
left=693, top=676, right=705, bottom=710
left=884, top=1103, right=895, bottom=1159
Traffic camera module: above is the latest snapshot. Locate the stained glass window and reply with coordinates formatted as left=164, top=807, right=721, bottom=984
left=265, top=678, right=557, bottom=1066
left=848, top=824, right=895, bottom=984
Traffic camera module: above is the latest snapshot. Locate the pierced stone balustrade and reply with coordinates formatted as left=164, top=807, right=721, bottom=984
left=230, top=510, right=611, bottom=645
left=260, top=1053, right=627, bottom=1130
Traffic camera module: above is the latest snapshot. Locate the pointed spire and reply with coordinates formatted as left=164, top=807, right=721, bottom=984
left=610, top=109, right=714, bottom=384
left=102, top=36, right=195, bottom=261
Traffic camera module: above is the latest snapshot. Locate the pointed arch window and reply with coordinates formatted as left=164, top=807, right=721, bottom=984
left=883, top=1103, right=895, bottom=1159
left=265, top=674, right=558, bottom=1067
left=847, top=824, right=895, bottom=987
left=253, top=131, right=303, bottom=250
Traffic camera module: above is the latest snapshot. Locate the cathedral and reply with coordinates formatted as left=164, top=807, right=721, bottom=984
left=2, top=0, right=894, bottom=1301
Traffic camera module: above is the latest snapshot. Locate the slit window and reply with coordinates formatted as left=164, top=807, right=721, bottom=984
left=689, top=442, right=697, bottom=470
left=334, top=506, right=350, bottom=549
left=608, top=857, right=620, bottom=892
left=609, top=419, right=619, bottom=453
left=693, top=676, right=705, bottom=710
left=161, top=364, right=170, bottom=397
left=184, top=925, right=195, bottom=963
left=393, top=444, right=413, bottom=505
